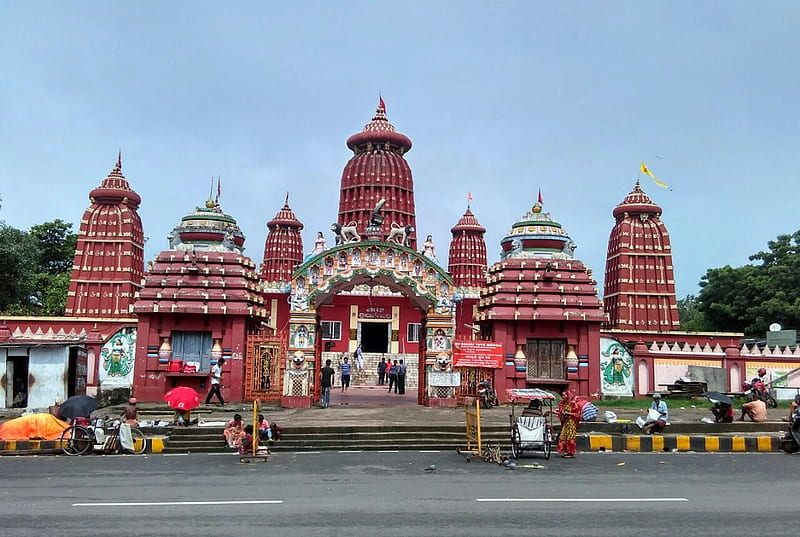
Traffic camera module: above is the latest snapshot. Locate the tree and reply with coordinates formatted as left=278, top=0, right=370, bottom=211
left=677, top=294, right=706, bottom=331
left=696, top=230, right=800, bottom=336
left=29, top=219, right=77, bottom=274
left=0, top=219, right=76, bottom=316
left=0, top=223, right=39, bottom=312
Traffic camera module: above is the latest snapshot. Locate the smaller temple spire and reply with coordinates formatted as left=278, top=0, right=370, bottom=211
left=537, top=188, right=543, bottom=205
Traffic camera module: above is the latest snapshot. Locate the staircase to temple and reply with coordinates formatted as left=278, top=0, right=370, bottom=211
left=161, top=424, right=509, bottom=454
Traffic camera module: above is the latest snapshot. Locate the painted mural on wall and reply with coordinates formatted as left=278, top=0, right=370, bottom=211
left=290, top=324, right=314, bottom=349
left=600, top=337, right=634, bottom=397
left=428, top=327, right=452, bottom=352
left=99, top=327, right=136, bottom=388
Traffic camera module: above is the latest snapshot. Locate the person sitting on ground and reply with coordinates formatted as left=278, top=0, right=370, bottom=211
left=223, top=413, right=246, bottom=448
left=174, top=409, right=191, bottom=426
left=642, top=393, right=669, bottom=435
left=711, top=401, right=734, bottom=423
left=121, top=397, right=139, bottom=426
left=522, top=399, right=549, bottom=417
left=741, top=398, right=767, bottom=422
left=239, top=425, right=255, bottom=455
left=257, top=413, right=273, bottom=442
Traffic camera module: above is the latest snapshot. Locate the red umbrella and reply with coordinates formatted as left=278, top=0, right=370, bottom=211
left=163, top=386, right=201, bottom=410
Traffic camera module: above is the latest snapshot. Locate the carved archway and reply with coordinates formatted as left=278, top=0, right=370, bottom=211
left=284, top=241, right=456, bottom=406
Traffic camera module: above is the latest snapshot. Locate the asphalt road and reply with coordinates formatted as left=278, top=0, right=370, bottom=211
left=1, top=450, right=797, bottom=536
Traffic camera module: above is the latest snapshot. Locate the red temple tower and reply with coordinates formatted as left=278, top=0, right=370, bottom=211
left=132, top=199, right=266, bottom=402
left=478, top=200, right=606, bottom=398
left=260, top=195, right=304, bottom=284
left=603, top=181, right=680, bottom=331
left=448, top=203, right=488, bottom=340
left=448, top=204, right=487, bottom=289
left=65, top=154, right=145, bottom=317
left=338, top=98, right=416, bottom=246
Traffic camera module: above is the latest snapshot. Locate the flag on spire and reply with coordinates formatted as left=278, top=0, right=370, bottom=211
left=468, top=191, right=473, bottom=202
left=379, top=95, right=386, bottom=112
left=216, top=176, right=221, bottom=203
left=640, top=162, right=670, bottom=189
left=537, top=188, right=543, bottom=205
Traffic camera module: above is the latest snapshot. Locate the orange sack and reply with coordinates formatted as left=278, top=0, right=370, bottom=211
left=0, top=413, right=71, bottom=440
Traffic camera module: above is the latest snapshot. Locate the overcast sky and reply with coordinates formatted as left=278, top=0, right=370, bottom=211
left=2, top=2, right=798, bottom=299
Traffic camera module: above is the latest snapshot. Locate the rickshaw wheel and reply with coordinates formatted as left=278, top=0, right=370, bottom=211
left=543, top=427, right=553, bottom=460
left=510, top=426, right=522, bottom=459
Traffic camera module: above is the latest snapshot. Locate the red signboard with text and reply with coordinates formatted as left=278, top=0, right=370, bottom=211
left=452, top=341, right=505, bottom=369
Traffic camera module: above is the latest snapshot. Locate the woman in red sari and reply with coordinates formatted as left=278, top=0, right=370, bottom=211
left=556, top=390, right=580, bottom=458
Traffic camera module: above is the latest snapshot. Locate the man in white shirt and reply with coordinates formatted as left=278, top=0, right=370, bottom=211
left=205, top=357, right=226, bottom=406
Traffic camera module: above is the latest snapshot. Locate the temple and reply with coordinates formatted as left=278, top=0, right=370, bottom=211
left=2, top=99, right=798, bottom=410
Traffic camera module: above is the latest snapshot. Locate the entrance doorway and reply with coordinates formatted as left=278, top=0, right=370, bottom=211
left=360, top=322, right=390, bottom=353
left=6, top=356, right=29, bottom=408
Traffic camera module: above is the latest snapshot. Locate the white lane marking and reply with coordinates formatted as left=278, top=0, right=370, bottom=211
left=476, top=498, right=688, bottom=503
left=419, top=450, right=441, bottom=453
left=74, top=500, right=283, bottom=507
left=338, top=450, right=363, bottom=453
left=208, top=452, right=239, bottom=456
left=162, top=453, right=189, bottom=457
left=294, top=451, right=321, bottom=454
left=378, top=450, right=400, bottom=453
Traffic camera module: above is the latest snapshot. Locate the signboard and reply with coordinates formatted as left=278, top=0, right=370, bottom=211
left=766, top=329, right=796, bottom=348
left=428, top=371, right=461, bottom=387
left=452, top=341, right=504, bottom=369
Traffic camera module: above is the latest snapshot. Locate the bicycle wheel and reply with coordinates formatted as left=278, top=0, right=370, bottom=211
left=60, top=425, right=92, bottom=456
left=128, top=427, right=147, bottom=454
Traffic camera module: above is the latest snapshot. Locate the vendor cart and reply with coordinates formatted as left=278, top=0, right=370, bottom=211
left=506, top=388, right=557, bottom=460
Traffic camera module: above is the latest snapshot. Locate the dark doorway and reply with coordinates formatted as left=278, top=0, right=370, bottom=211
left=361, top=322, right=390, bottom=353
left=7, top=356, right=29, bottom=408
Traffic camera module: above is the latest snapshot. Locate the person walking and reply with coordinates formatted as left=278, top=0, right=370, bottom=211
left=320, top=359, right=335, bottom=408
left=354, top=344, right=364, bottom=370
left=377, top=358, right=387, bottom=385
left=205, top=357, right=225, bottom=406
left=397, top=359, right=407, bottom=394
left=387, top=360, right=398, bottom=393
left=556, top=390, right=580, bottom=458
left=340, top=356, right=351, bottom=393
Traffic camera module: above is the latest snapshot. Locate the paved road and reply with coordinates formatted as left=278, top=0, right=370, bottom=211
left=1, top=450, right=797, bottom=536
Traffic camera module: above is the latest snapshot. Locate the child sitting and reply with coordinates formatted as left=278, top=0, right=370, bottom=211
left=258, top=413, right=273, bottom=442
left=239, top=425, right=255, bottom=455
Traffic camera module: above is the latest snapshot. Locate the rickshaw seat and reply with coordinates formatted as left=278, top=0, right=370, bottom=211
left=516, top=416, right=546, bottom=442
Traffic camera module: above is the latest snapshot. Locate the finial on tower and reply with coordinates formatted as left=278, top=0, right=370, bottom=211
left=285, top=191, right=289, bottom=206
left=467, top=191, right=473, bottom=209
left=116, top=149, right=122, bottom=171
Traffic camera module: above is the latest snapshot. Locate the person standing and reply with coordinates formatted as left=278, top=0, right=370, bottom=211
left=354, top=344, right=364, bottom=370
left=397, top=359, right=407, bottom=395
left=387, top=360, right=398, bottom=393
left=556, top=390, right=580, bottom=458
left=340, top=356, right=351, bottom=393
left=377, top=358, right=387, bottom=385
left=320, top=359, right=335, bottom=408
left=121, top=397, right=138, bottom=426
left=205, top=357, right=226, bottom=406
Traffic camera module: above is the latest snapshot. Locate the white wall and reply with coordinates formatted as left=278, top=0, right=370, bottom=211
left=28, top=347, right=69, bottom=408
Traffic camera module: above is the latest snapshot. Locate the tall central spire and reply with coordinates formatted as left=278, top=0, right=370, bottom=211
left=337, top=98, right=417, bottom=247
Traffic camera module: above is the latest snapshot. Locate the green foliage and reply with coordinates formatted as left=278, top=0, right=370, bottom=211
left=677, top=294, right=706, bottom=331
left=0, top=219, right=76, bottom=315
left=695, top=230, right=800, bottom=336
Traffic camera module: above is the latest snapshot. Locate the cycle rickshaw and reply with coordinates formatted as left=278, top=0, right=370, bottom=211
left=506, top=388, right=556, bottom=460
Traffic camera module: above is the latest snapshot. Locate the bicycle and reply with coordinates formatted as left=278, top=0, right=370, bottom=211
left=60, top=417, right=147, bottom=456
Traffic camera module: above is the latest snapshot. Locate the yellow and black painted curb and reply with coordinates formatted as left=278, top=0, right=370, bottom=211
left=0, top=436, right=166, bottom=455
left=578, top=434, right=778, bottom=452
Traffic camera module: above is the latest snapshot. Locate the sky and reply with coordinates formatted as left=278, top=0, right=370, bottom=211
left=2, top=2, right=799, bottom=300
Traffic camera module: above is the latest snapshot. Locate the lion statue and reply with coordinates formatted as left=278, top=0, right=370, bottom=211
left=331, top=222, right=362, bottom=245
left=386, top=223, right=414, bottom=247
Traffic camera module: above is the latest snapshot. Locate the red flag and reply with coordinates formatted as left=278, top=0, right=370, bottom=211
left=468, top=191, right=473, bottom=202
left=379, top=96, right=386, bottom=111
left=216, top=176, right=221, bottom=202
left=537, top=189, right=543, bottom=204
